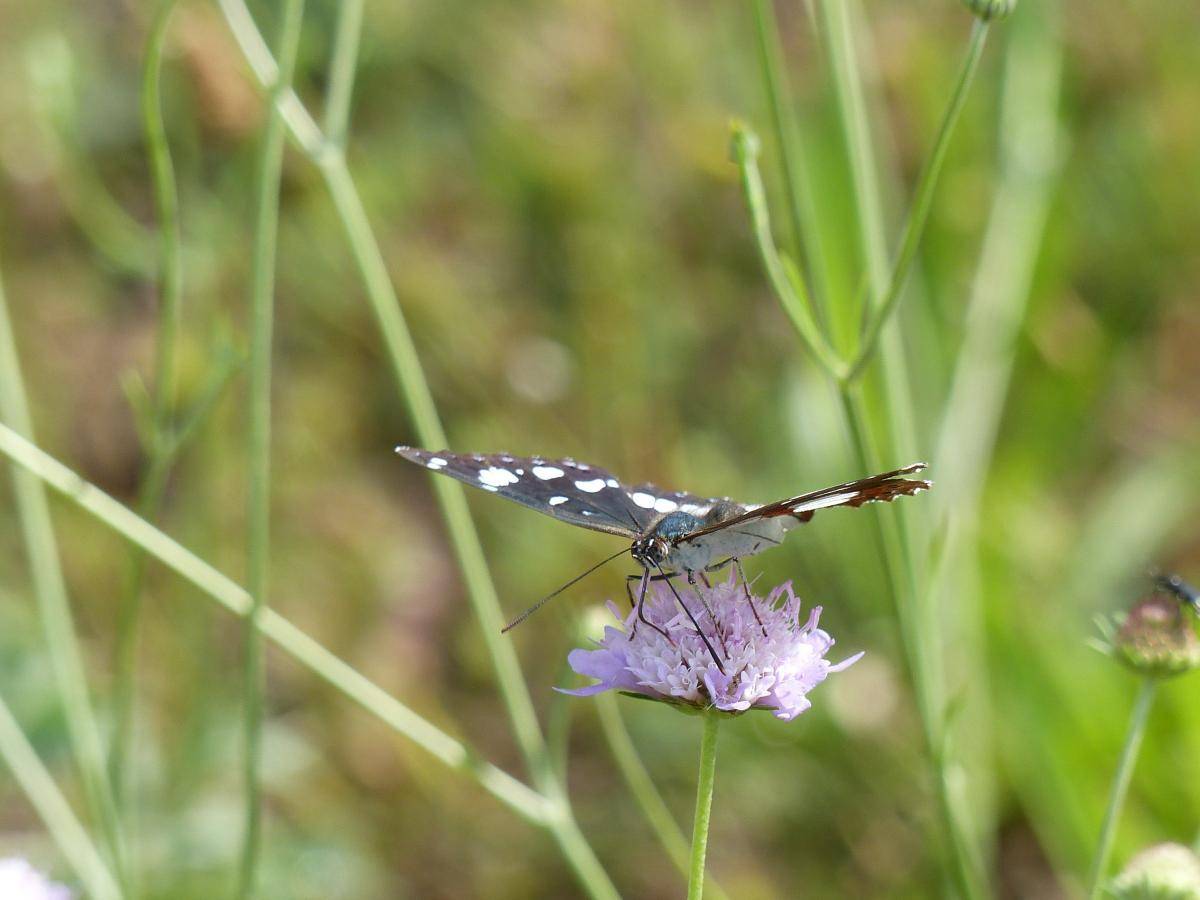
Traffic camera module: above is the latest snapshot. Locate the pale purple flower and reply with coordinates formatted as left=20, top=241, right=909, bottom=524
left=0, top=858, right=73, bottom=900
left=561, top=573, right=861, bottom=720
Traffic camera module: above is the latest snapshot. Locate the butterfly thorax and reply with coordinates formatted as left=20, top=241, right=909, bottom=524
left=663, top=502, right=795, bottom=573
left=634, top=505, right=779, bottom=574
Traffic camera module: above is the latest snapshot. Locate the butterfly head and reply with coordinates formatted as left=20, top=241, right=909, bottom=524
left=631, top=535, right=671, bottom=570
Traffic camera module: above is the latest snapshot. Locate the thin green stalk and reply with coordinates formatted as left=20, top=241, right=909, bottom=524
left=595, top=693, right=731, bottom=900
left=0, top=257, right=127, bottom=886
left=238, top=0, right=304, bottom=894
left=845, top=20, right=989, bottom=381
left=0, top=421, right=552, bottom=826
left=686, top=713, right=720, bottom=900
left=1086, top=679, right=1158, bottom=898
left=111, top=0, right=185, bottom=816
left=750, top=0, right=832, bottom=326
left=0, top=691, right=122, bottom=900
left=323, top=0, right=364, bottom=149
left=730, top=125, right=846, bottom=380
left=218, top=5, right=617, bottom=894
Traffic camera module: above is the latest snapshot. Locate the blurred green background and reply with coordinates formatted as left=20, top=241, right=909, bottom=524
left=2, top=0, right=1200, bottom=897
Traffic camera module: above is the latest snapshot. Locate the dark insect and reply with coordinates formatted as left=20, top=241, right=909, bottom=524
left=1155, top=572, right=1200, bottom=614
left=396, top=446, right=931, bottom=671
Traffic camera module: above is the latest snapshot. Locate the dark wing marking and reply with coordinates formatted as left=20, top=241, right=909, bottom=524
left=395, top=447, right=646, bottom=537
left=674, top=463, right=932, bottom=545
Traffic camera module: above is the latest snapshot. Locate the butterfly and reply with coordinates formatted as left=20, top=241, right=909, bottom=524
left=396, top=446, right=931, bottom=670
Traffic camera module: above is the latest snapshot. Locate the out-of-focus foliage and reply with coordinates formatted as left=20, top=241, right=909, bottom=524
left=0, top=0, right=1199, bottom=897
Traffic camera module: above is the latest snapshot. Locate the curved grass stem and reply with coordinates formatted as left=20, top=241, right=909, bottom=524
left=731, top=124, right=847, bottom=381
left=111, top=0, right=184, bottom=823
left=0, top=421, right=553, bottom=827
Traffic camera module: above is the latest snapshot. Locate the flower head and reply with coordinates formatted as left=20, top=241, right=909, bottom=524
left=1110, top=843, right=1200, bottom=899
left=561, top=574, right=861, bottom=720
left=1095, top=585, right=1200, bottom=679
left=0, top=859, right=72, bottom=900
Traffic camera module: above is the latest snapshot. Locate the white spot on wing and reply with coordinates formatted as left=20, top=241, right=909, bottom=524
left=791, top=491, right=858, bottom=513
left=548, top=496, right=568, bottom=506
left=478, top=466, right=520, bottom=488
left=533, top=465, right=564, bottom=480
left=630, top=492, right=656, bottom=509
left=653, top=497, right=678, bottom=513
left=575, top=478, right=606, bottom=493
left=679, top=503, right=708, bottom=515
left=605, top=478, right=619, bottom=488
left=480, top=484, right=499, bottom=492
left=427, top=457, right=447, bottom=470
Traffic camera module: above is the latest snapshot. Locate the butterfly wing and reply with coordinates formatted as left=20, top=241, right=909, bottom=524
left=396, top=446, right=650, bottom=537
left=622, top=481, right=735, bottom=520
left=675, top=463, right=932, bottom=546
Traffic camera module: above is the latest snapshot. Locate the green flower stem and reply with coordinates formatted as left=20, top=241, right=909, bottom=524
left=596, top=693, right=731, bottom=900
left=111, top=0, right=184, bottom=817
left=845, top=19, right=990, bottom=382
left=239, top=0, right=304, bottom=896
left=215, top=4, right=616, bottom=895
left=687, top=713, right=720, bottom=900
left=730, top=125, right=847, bottom=381
left=1087, top=678, right=1158, bottom=899
left=0, top=421, right=553, bottom=827
left=0, top=691, right=122, bottom=900
left=0, top=260, right=127, bottom=886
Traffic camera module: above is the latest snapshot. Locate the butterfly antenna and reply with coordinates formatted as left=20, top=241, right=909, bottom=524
left=501, top=546, right=632, bottom=633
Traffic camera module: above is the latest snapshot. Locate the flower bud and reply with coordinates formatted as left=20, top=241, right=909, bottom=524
left=1113, top=591, right=1200, bottom=678
left=960, top=0, right=1016, bottom=21
left=1110, top=843, right=1200, bottom=899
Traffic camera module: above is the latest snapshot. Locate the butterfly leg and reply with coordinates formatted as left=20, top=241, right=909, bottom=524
left=706, top=557, right=767, bottom=636
left=626, top=571, right=674, bottom=646
left=685, top=570, right=729, bottom=656
left=654, top=564, right=726, bottom=674
left=734, top=558, right=768, bottom=636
